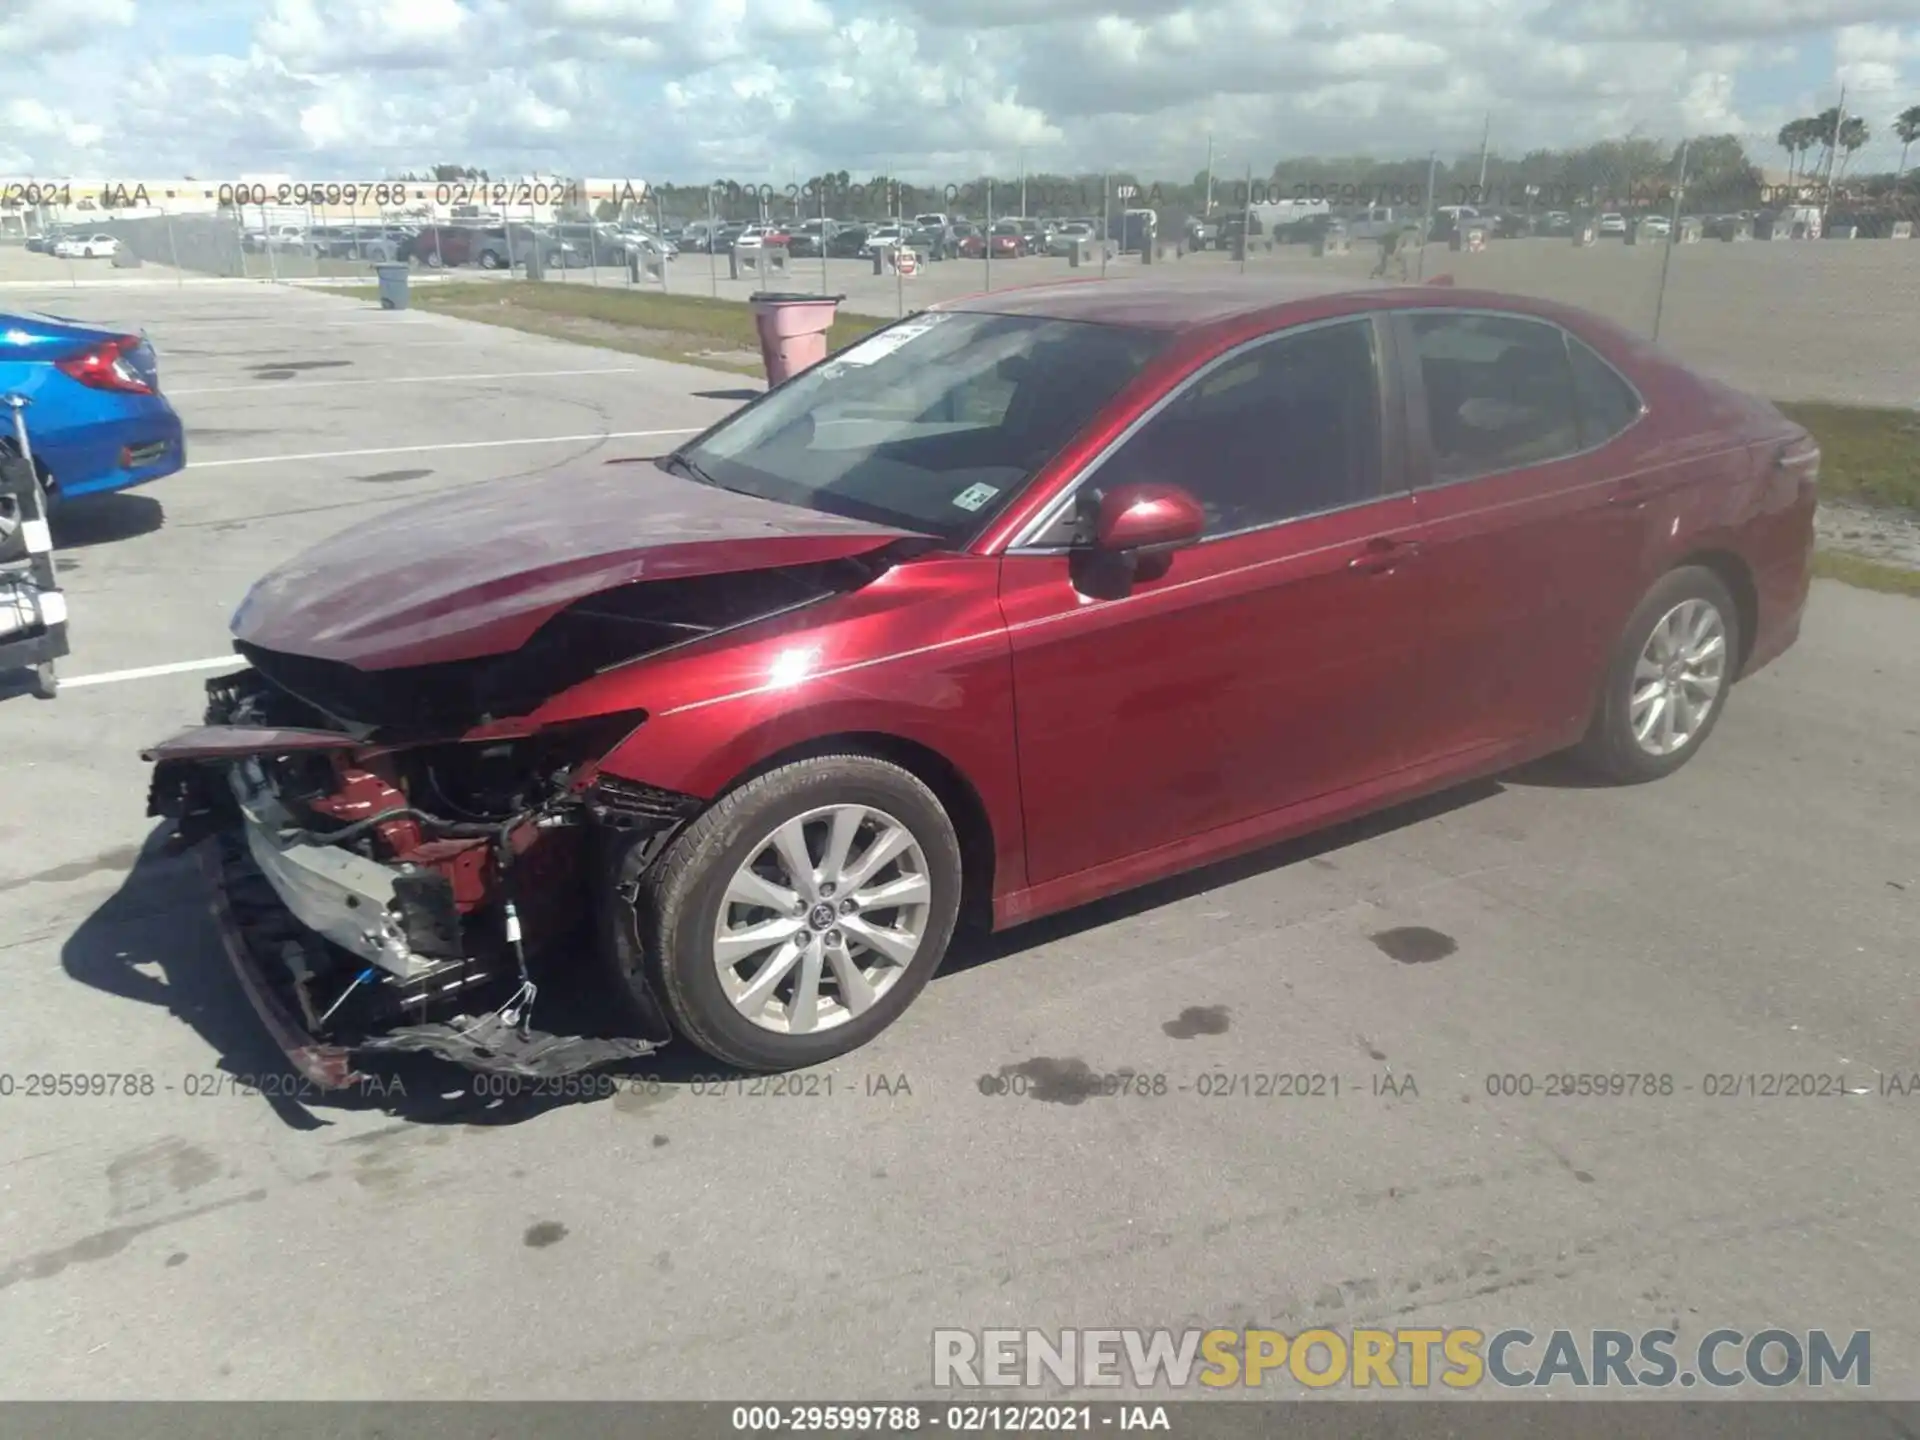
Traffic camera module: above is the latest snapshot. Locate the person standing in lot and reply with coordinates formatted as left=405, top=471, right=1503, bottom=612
left=1371, top=223, right=1411, bottom=281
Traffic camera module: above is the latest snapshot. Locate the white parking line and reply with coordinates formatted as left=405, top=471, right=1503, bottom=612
left=184, top=427, right=705, bottom=470
left=60, top=656, right=243, bottom=688
left=168, top=366, right=655, bottom=396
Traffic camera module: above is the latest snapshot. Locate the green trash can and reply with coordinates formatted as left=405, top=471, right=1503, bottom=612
left=375, top=263, right=410, bottom=310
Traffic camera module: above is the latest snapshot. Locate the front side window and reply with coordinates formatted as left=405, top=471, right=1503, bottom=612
left=676, top=312, right=1167, bottom=544
left=1406, top=312, right=1582, bottom=483
left=1066, top=318, right=1385, bottom=540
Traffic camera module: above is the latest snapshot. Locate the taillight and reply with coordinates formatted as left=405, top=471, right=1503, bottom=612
left=56, top=336, right=153, bottom=394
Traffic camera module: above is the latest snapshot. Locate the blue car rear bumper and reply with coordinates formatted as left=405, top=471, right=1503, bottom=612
left=42, top=403, right=187, bottom=502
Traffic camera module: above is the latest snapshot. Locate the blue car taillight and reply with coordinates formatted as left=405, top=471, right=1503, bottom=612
left=55, top=335, right=154, bottom=394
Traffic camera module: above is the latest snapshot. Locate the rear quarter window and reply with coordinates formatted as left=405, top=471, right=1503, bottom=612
left=1566, top=335, right=1645, bottom=447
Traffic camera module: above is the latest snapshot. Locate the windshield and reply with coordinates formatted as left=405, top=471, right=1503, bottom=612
left=674, top=311, right=1167, bottom=544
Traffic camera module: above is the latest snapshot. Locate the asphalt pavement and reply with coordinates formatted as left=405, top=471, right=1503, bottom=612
left=0, top=281, right=1916, bottom=1401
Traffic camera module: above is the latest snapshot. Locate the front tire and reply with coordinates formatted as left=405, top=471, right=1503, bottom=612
left=634, top=755, right=963, bottom=1071
left=1575, top=566, right=1741, bottom=783
left=479, top=250, right=502, bottom=270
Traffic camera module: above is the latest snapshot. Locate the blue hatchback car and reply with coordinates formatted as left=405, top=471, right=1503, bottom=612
left=0, top=309, right=186, bottom=553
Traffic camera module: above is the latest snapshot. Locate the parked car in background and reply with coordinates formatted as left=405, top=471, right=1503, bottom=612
left=25, top=231, right=61, bottom=254
left=822, top=223, right=867, bottom=257
left=1597, top=212, right=1628, bottom=236
left=1539, top=211, right=1575, bottom=236
left=859, top=223, right=906, bottom=257
left=51, top=233, right=120, bottom=259
left=987, top=221, right=1025, bottom=258
left=1048, top=220, right=1095, bottom=256
left=241, top=225, right=309, bottom=253
left=788, top=219, right=839, bottom=257
left=1216, top=212, right=1264, bottom=248
left=0, top=309, right=185, bottom=562
left=951, top=221, right=986, bottom=259
left=1489, top=212, right=1536, bottom=238
left=734, top=224, right=793, bottom=252
left=143, top=275, right=1816, bottom=1081
left=1274, top=211, right=1343, bottom=244
left=620, top=227, right=678, bottom=259
left=307, top=226, right=407, bottom=262
left=902, top=220, right=950, bottom=259
left=1346, top=206, right=1410, bottom=243
left=678, top=221, right=728, bottom=253
left=1639, top=214, right=1673, bottom=239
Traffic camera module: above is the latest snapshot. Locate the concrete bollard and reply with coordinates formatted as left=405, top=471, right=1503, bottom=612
left=1573, top=226, right=1596, bottom=247
left=1893, top=221, right=1915, bottom=240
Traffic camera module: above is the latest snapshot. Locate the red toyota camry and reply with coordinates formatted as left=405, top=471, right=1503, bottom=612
left=144, top=274, right=1817, bottom=1083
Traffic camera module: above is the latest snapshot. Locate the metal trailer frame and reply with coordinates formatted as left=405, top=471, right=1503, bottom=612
left=0, top=394, right=69, bottom=699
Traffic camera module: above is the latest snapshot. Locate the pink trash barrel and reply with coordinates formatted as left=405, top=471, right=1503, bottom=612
left=747, top=292, right=846, bottom=386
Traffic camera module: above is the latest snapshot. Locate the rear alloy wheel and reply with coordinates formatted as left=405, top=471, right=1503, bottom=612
left=479, top=250, right=502, bottom=269
left=636, top=755, right=963, bottom=1070
left=422, top=250, right=445, bottom=269
left=1576, top=565, right=1740, bottom=783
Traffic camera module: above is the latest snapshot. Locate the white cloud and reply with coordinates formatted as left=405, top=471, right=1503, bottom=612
left=0, top=0, right=135, bottom=54
left=0, top=0, right=1913, bottom=182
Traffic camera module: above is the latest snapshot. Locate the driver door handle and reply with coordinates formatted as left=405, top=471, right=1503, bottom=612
left=1348, top=536, right=1420, bottom=574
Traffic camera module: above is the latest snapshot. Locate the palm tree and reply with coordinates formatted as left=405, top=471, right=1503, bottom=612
left=1805, top=108, right=1842, bottom=189
left=1779, top=117, right=1825, bottom=194
left=1834, top=116, right=1870, bottom=185
left=1778, top=119, right=1807, bottom=190
left=1895, top=104, right=1920, bottom=186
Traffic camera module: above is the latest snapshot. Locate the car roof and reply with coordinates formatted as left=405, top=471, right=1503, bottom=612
left=928, top=273, right=1599, bottom=336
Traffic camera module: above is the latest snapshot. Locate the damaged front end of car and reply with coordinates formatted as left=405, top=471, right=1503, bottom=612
left=145, top=670, right=696, bottom=1088
left=142, top=534, right=914, bottom=1090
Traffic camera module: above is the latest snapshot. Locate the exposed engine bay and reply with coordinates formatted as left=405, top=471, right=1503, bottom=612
left=143, top=555, right=894, bottom=1087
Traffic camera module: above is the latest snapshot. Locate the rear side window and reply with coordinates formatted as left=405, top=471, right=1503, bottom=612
left=1406, top=312, right=1581, bottom=483
left=1567, top=335, right=1643, bottom=446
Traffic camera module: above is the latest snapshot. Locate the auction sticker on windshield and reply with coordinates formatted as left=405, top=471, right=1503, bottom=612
left=952, top=483, right=1001, bottom=511
left=833, top=313, right=952, bottom=366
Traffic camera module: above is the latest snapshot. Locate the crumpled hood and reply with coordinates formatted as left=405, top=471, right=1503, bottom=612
left=231, top=458, right=921, bottom=670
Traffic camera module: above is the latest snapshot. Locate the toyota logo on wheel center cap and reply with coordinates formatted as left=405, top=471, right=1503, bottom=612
left=809, top=903, right=837, bottom=930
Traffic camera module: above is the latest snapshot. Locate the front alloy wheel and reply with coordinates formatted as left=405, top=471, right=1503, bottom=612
left=714, top=804, right=932, bottom=1034
left=630, top=754, right=964, bottom=1070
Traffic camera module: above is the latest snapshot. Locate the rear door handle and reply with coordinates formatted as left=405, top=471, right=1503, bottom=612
left=1348, top=537, right=1419, bottom=574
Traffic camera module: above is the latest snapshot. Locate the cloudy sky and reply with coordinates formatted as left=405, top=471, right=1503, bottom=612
left=3, top=0, right=1918, bottom=183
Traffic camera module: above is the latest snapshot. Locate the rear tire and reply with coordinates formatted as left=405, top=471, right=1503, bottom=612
left=1575, top=566, right=1741, bottom=784
left=633, top=755, right=963, bottom=1071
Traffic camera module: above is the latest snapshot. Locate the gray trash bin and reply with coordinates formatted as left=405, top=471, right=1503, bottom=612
left=375, top=263, right=410, bottom=310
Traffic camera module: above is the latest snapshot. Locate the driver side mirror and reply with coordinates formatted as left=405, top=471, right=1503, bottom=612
left=1070, top=483, right=1206, bottom=599
left=1090, top=483, right=1206, bottom=556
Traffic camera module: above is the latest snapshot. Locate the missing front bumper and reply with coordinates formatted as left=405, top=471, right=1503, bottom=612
left=201, top=832, right=662, bottom=1091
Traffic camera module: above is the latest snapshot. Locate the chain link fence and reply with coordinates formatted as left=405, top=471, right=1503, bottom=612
left=5, top=123, right=1917, bottom=405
